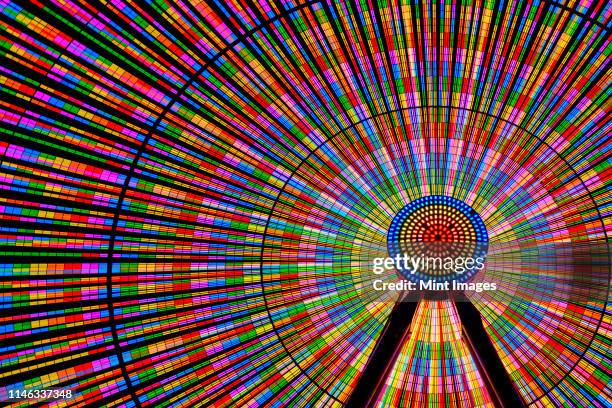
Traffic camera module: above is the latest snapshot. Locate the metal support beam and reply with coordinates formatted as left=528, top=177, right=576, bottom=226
left=456, top=301, right=526, bottom=408
left=345, top=300, right=417, bottom=407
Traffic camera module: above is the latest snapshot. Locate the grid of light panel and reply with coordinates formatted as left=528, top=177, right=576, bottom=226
left=375, top=300, right=494, bottom=407
left=0, top=1, right=610, bottom=407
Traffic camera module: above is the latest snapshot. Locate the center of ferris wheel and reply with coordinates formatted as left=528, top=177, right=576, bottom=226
left=387, top=196, right=488, bottom=284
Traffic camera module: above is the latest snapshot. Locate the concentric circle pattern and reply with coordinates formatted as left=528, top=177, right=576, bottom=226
left=0, top=1, right=610, bottom=407
left=387, top=195, right=488, bottom=281
left=389, top=196, right=487, bottom=245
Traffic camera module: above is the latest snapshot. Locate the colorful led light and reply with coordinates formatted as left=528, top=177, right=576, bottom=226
left=0, top=1, right=609, bottom=407
left=387, top=195, right=488, bottom=282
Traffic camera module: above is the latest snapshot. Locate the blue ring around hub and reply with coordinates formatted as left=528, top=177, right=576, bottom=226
left=387, top=196, right=488, bottom=283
